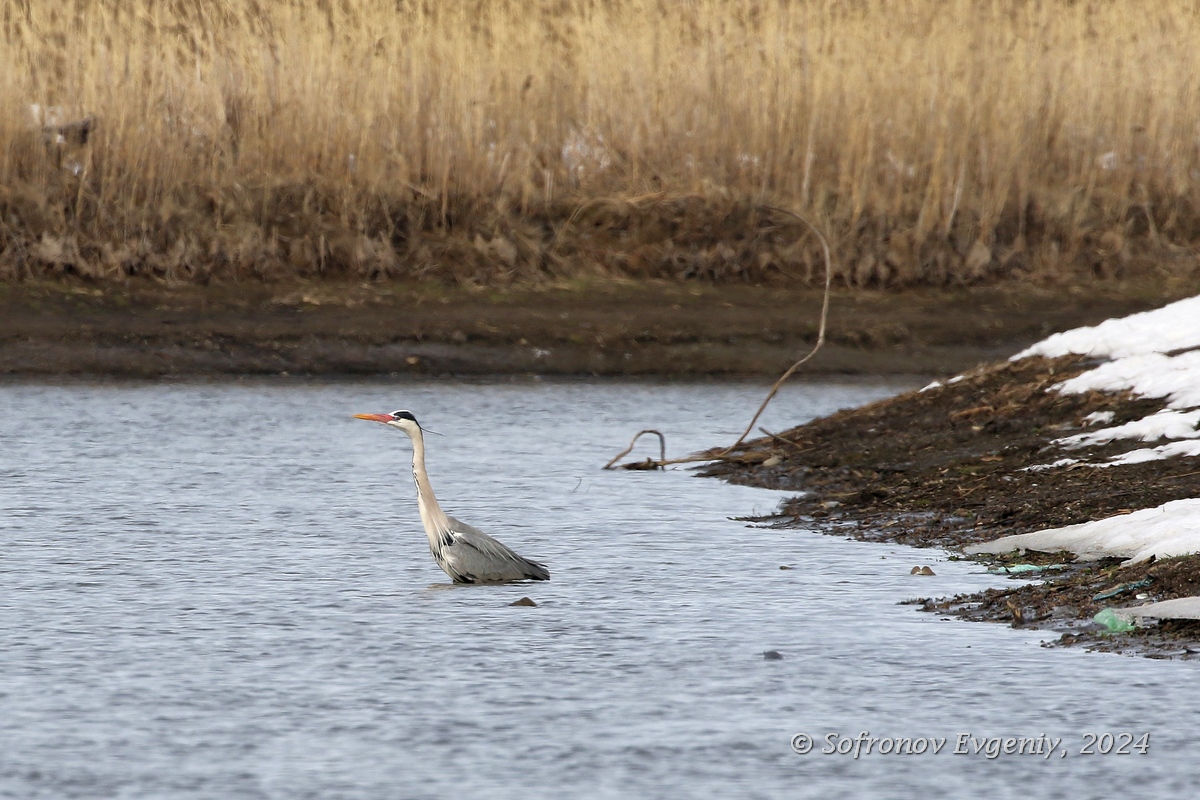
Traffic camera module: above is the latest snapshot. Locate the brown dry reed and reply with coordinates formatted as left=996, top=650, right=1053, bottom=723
left=2, top=0, right=1200, bottom=288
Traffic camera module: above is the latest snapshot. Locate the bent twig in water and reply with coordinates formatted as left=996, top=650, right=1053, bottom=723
left=603, top=429, right=667, bottom=470
left=603, top=204, right=833, bottom=469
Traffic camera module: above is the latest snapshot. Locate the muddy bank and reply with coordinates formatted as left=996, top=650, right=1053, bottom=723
left=699, top=355, right=1200, bottom=657
left=916, top=553, right=1200, bottom=659
left=0, top=278, right=1184, bottom=377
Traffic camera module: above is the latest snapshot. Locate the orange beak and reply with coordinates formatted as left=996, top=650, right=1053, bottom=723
left=353, top=413, right=393, bottom=423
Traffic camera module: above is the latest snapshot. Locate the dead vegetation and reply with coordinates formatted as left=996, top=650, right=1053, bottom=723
left=3, top=0, right=1200, bottom=287
left=930, top=555, right=1200, bottom=630
left=700, top=355, right=1200, bottom=549
left=699, top=354, right=1200, bottom=655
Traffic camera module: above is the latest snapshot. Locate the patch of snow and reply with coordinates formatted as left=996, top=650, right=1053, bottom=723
left=1025, top=438, right=1200, bottom=470
left=965, top=498, right=1200, bottom=564
left=1013, top=298, right=1200, bottom=466
left=1115, top=596, right=1200, bottom=622
left=1106, top=439, right=1200, bottom=466
left=1014, top=295, right=1200, bottom=360
left=1083, top=410, right=1115, bottom=426
left=1054, top=350, right=1200, bottom=410
left=1021, top=458, right=1080, bottom=471
left=1058, top=409, right=1200, bottom=448
left=920, top=374, right=965, bottom=393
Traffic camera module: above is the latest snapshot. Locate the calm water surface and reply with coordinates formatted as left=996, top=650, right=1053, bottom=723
left=1, top=379, right=1197, bottom=799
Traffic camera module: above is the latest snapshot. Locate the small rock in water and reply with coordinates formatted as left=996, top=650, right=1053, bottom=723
left=779, top=565, right=793, bottom=570
left=910, top=566, right=936, bottom=576
left=509, top=597, right=538, bottom=607
left=763, top=650, right=784, bottom=661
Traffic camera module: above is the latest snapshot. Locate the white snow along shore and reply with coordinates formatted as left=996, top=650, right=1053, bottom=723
left=964, top=498, right=1200, bottom=565
left=1115, top=596, right=1200, bottom=623
left=964, top=296, right=1200, bottom=593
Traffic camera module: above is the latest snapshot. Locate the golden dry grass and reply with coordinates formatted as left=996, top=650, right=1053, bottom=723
left=2, top=0, right=1200, bottom=286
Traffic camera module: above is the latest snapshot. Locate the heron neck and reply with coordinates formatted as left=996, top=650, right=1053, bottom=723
left=409, top=429, right=451, bottom=534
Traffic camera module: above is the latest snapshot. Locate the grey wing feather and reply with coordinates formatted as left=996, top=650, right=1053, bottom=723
left=442, top=516, right=550, bottom=582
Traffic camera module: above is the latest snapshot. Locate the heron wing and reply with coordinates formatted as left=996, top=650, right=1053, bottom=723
left=442, top=516, right=550, bottom=582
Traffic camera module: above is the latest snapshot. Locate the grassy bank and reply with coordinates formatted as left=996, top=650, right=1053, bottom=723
left=3, top=0, right=1200, bottom=287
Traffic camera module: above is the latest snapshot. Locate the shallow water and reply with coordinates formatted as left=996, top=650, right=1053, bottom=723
left=1, top=378, right=1197, bottom=799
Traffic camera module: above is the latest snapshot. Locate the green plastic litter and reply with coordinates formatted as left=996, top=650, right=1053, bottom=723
left=987, top=563, right=1067, bottom=574
left=1093, top=608, right=1137, bottom=632
left=1092, top=578, right=1153, bottom=602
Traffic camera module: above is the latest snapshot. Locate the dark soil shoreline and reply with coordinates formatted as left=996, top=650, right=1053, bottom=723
left=915, top=554, right=1200, bottom=659
left=697, top=355, right=1200, bottom=659
left=0, top=278, right=1184, bottom=377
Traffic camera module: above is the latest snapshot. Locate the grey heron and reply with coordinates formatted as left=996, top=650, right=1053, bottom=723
left=353, top=410, right=550, bottom=584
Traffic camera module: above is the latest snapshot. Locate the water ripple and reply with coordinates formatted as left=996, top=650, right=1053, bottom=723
left=0, top=379, right=1195, bottom=799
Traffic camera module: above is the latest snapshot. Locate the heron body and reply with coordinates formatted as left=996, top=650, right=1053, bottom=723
left=354, top=410, right=550, bottom=584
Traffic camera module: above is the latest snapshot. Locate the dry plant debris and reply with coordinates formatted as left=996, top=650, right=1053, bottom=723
left=4, top=1, right=1200, bottom=287
left=700, top=355, right=1200, bottom=657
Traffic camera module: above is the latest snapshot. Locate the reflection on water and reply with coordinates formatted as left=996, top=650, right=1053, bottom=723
left=0, top=378, right=1196, bottom=799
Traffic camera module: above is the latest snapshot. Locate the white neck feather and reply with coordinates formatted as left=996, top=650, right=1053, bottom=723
left=408, top=427, right=452, bottom=543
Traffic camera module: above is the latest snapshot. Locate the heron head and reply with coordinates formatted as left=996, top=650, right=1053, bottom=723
left=353, top=409, right=423, bottom=436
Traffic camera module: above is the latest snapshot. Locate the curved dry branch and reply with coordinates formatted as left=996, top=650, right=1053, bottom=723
left=722, top=205, right=832, bottom=452
left=602, top=429, right=667, bottom=470
left=602, top=204, right=834, bottom=470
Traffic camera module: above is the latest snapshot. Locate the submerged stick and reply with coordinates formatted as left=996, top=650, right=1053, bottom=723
left=603, top=204, right=834, bottom=469
left=603, top=429, right=667, bottom=470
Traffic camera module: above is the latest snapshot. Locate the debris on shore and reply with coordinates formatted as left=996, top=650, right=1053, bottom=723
left=703, top=296, right=1200, bottom=658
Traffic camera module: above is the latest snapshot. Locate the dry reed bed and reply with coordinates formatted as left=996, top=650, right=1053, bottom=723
left=2, top=0, right=1199, bottom=286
